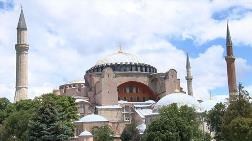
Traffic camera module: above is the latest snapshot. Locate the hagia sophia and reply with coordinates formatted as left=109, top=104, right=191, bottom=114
left=14, top=8, right=237, bottom=141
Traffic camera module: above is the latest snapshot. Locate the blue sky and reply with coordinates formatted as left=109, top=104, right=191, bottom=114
left=0, top=0, right=252, bottom=101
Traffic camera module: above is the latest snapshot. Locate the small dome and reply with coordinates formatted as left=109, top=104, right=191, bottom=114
left=145, top=100, right=156, bottom=104
left=96, top=49, right=143, bottom=65
left=79, top=130, right=92, bottom=137
left=76, top=114, right=108, bottom=123
left=155, top=93, right=200, bottom=111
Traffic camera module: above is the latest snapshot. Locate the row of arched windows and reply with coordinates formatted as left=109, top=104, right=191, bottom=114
left=118, top=86, right=143, bottom=94
left=87, top=63, right=157, bottom=73
left=118, top=96, right=151, bottom=102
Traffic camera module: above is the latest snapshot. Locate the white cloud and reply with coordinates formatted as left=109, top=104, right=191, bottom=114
left=0, top=0, right=252, bottom=101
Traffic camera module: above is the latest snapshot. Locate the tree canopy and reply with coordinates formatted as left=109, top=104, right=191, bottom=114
left=0, top=94, right=78, bottom=141
left=205, top=103, right=226, bottom=141
left=142, top=104, right=210, bottom=141
left=92, top=125, right=114, bottom=141
left=206, top=83, right=252, bottom=141
left=120, top=122, right=140, bottom=141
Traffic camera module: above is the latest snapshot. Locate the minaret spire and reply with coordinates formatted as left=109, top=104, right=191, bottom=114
left=225, top=22, right=237, bottom=100
left=226, top=21, right=232, bottom=47
left=14, top=8, right=29, bottom=102
left=17, top=7, right=27, bottom=30
left=185, top=53, right=193, bottom=96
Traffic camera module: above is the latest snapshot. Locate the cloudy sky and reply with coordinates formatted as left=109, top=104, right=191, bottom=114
left=0, top=0, right=252, bottom=101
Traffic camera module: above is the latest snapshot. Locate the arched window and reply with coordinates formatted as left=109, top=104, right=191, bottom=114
left=133, top=87, right=136, bottom=93
left=129, top=86, right=133, bottom=93
left=137, top=97, right=139, bottom=101
left=126, top=87, right=130, bottom=93
left=132, top=65, right=136, bottom=71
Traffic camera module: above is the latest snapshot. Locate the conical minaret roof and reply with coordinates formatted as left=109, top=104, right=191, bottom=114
left=17, top=8, right=27, bottom=30
left=186, top=53, right=191, bottom=69
left=226, top=21, right=232, bottom=46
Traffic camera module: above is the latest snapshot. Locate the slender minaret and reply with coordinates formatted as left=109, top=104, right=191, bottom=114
left=225, top=22, right=237, bottom=99
left=185, top=53, right=193, bottom=96
left=14, top=8, right=29, bottom=102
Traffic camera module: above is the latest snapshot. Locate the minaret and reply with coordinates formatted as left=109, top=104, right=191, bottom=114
left=14, top=8, right=29, bottom=102
left=185, top=53, right=193, bottom=96
left=225, top=22, right=237, bottom=99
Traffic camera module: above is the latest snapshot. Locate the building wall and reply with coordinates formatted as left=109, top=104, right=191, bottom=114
left=164, top=69, right=181, bottom=96
left=77, top=101, right=92, bottom=116
left=83, top=67, right=181, bottom=106
left=78, top=136, right=93, bottom=141
left=97, top=108, right=123, bottom=122
left=75, top=122, right=109, bottom=136
left=99, top=68, right=118, bottom=105
left=59, top=83, right=86, bottom=97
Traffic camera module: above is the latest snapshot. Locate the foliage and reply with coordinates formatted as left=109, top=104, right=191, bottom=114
left=28, top=99, right=72, bottom=141
left=0, top=94, right=78, bottom=141
left=142, top=104, right=210, bottom=141
left=0, top=98, right=12, bottom=124
left=37, top=94, right=78, bottom=122
left=92, top=125, right=114, bottom=141
left=223, top=117, right=252, bottom=141
left=205, top=103, right=226, bottom=141
left=206, top=83, right=252, bottom=141
left=221, top=84, right=252, bottom=141
left=0, top=99, right=37, bottom=141
left=121, top=122, right=141, bottom=141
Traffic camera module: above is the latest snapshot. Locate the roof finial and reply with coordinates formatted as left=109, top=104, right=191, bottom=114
left=210, top=91, right=212, bottom=100
left=118, top=43, right=123, bottom=53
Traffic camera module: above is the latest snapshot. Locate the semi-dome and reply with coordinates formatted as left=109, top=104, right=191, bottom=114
left=96, top=49, right=143, bottom=65
left=76, top=114, right=108, bottom=123
left=155, top=92, right=200, bottom=111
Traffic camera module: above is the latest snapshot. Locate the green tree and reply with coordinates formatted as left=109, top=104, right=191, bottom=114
left=35, top=94, right=79, bottom=137
left=121, top=122, right=140, bottom=141
left=0, top=110, right=31, bottom=141
left=0, top=98, right=12, bottom=124
left=28, top=98, right=72, bottom=141
left=222, top=83, right=252, bottom=141
left=0, top=99, right=37, bottom=141
left=142, top=104, right=210, bottom=141
left=36, top=94, right=78, bottom=122
left=92, top=125, right=114, bottom=141
left=0, top=94, right=78, bottom=141
left=224, top=117, right=252, bottom=141
left=205, top=103, right=226, bottom=141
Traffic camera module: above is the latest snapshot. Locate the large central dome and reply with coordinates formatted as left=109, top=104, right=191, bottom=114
left=96, top=49, right=143, bottom=65
left=86, top=48, right=157, bottom=74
